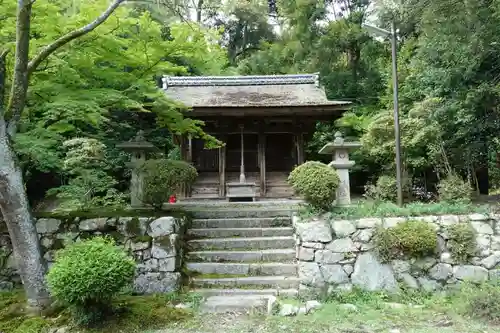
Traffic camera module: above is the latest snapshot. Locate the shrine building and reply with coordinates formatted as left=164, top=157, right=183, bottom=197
left=162, top=73, right=350, bottom=201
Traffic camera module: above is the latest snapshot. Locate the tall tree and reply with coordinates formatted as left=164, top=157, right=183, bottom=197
left=0, top=0, right=223, bottom=310
left=0, top=0, right=131, bottom=311
left=396, top=0, right=500, bottom=192
left=216, top=0, right=276, bottom=64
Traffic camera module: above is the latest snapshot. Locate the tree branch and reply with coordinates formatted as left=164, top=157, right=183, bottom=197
left=6, top=0, right=33, bottom=138
left=6, top=0, right=126, bottom=138
left=27, top=0, right=126, bottom=76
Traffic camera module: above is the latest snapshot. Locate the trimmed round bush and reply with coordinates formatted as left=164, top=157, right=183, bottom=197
left=288, top=161, right=339, bottom=210
left=437, top=173, right=472, bottom=203
left=373, top=220, right=437, bottom=262
left=140, top=159, right=198, bottom=208
left=46, top=237, right=136, bottom=326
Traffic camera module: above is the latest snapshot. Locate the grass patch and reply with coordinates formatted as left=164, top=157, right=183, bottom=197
left=163, top=291, right=203, bottom=309
left=298, top=200, right=492, bottom=219
left=324, top=285, right=434, bottom=306
left=152, top=283, right=500, bottom=333
left=0, top=290, right=193, bottom=333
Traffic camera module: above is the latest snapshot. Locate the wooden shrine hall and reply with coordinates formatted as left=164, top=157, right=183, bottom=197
left=162, top=73, right=350, bottom=200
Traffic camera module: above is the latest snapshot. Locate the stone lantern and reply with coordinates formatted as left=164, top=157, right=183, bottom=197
left=117, top=131, right=159, bottom=207
left=319, top=132, right=361, bottom=206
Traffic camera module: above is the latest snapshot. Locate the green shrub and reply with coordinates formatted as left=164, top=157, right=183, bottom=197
left=288, top=161, right=340, bottom=210
left=47, top=237, right=136, bottom=327
left=364, top=175, right=410, bottom=202
left=373, top=220, right=437, bottom=262
left=437, top=173, right=472, bottom=203
left=447, top=222, right=477, bottom=262
left=141, top=159, right=198, bottom=208
left=463, top=282, right=500, bottom=322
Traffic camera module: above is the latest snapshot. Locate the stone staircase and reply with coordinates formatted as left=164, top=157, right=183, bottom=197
left=182, top=202, right=300, bottom=312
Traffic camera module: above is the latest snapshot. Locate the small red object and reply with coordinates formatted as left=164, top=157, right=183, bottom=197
left=168, top=194, right=177, bottom=204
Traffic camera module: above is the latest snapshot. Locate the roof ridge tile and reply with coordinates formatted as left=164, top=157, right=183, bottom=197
left=162, top=73, right=320, bottom=88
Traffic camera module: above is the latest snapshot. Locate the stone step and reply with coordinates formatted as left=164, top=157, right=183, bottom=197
left=188, top=227, right=294, bottom=238
left=191, top=217, right=291, bottom=229
left=177, top=200, right=303, bottom=209
left=192, top=288, right=298, bottom=298
left=192, top=276, right=300, bottom=289
left=189, top=209, right=293, bottom=219
left=188, top=236, right=295, bottom=251
left=200, top=295, right=276, bottom=314
left=186, top=262, right=297, bottom=276
left=186, top=249, right=296, bottom=263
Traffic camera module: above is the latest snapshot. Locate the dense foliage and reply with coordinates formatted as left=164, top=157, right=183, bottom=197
left=141, top=159, right=198, bottom=208
left=288, top=161, right=339, bottom=210
left=46, top=237, right=136, bottom=326
left=235, top=0, right=500, bottom=198
left=2, top=0, right=500, bottom=208
left=1, top=0, right=226, bottom=210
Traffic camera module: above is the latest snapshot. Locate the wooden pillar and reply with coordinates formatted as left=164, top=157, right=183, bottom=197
left=186, top=134, right=194, bottom=197
left=258, top=130, right=266, bottom=197
left=239, top=124, right=246, bottom=183
left=296, top=132, right=305, bottom=165
left=187, top=134, right=193, bottom=164
left=219, top=137, right=226, bottom=197
left=178, top=135, right=188, bottom=198
left=179, top=135, right=187, bottom=161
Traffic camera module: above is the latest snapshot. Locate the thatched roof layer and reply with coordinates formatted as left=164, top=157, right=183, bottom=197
left=162, top=74, right=350, bottom=108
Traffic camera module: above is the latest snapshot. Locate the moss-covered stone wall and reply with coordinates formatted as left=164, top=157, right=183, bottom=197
left=0, top=210, right=190, bottom=294
left=294, top=213, right=500, bottom=295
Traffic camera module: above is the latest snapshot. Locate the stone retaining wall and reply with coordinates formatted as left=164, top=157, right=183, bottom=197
left=0, top=213, right=189, bottom=293
left=293, top=213, right=500, bottom=295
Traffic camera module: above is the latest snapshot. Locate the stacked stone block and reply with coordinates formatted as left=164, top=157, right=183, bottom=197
left=0, top=214, right=188, bottom=293
left=294, top=213, right=500, bottom=294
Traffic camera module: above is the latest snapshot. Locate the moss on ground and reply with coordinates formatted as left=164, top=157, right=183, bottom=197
left=0, top=290, right=192, bottom=333
left=11, top=317, right=49, bottom=333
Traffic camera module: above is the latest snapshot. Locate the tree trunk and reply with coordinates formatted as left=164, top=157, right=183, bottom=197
left=476, top=140, right=489, bottom=195
left=0, top=127, right=50, bottom=311
left=196, top=0, right=204, bottom=23
left=0, top=0, right=50, bottom=311
left=0, top=0, right=126, bottom=312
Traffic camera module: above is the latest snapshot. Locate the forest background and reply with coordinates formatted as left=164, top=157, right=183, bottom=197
left=2, top=0, right=499, bottom=210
